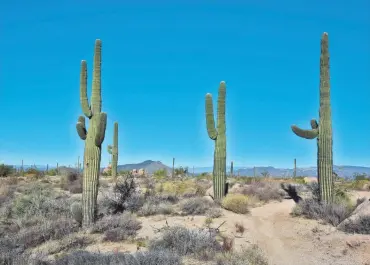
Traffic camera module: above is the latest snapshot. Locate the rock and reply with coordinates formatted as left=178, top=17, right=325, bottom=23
left=337, top=198, right=370, bottom=229
left=345, top=235, right=370, bottom=248
left=202, top=195, right=214, bottom=203
left=206, top=186, right=214, bottom=197
left=228, top=183, right=243, bottom=193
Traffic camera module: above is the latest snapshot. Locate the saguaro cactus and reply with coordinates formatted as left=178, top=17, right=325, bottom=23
left=107, top=122, right=119, bottom=180
left=76, top=39, right=107, bottom=226
left=293, top=158, right=297, bottom=178
left=205, top=81, right=227, bottom=200
left=230, top=161, right=234, bottom=177
left=291, top=33, right=333, bottom=202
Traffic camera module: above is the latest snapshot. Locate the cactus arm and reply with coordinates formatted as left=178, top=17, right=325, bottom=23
left=107, top=145, right=113, bottom=154
left=217, top=81, right=226, bottom=134
left=76, top=116, right=87, bottom=140
left=80, top=60, right=92, bottom=118
left=91, top=39, right=102, bottom=114
left=205, top=93, right=218, bottom=140
left=291, top=119, right=319, bottom=139
left=95, top=112, right=107, bottom=146
left=291, top=125, right=318, bottom=139
left=310, top=119, right=319, bottom=129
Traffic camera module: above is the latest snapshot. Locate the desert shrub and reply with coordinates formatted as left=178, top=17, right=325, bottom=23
left=60, top=171, right=82, bottom=193
left=156, top=180, right=203, bottom=197
left=353, top=173, right=368, bottom=181
left=35, top=234, right=93, bottom=257
left=180, top=197, right=217, bottom=215
left=350, top=179, right=370, bottom=190
left=91, top=212, right=142, bottom=241
left=53, top=249, right=182, bottom=265
left=206, top=207, right=223, bottom=218
left=153, top=169, right=168, bottom=181
left=138, top=201, right=173, bottom=216
left=222, top=194, right=253, bottom=214
left=292, top=198, right=354, bottom=226
left=14, top=218, right=79, bottom=249
left=241, top=182, right=283, bottom=202
left=11, top=184, right=71, bottom=226
left=99, top=174, right=139, bottom=215
left=340, top=215, right=370, bottom=234
left=215, top=244, right=268, bottom=265
left=306, top=182, right=352, bottom=204
left=0, top=164, right=14, bottom=177
left=47, top=168, right=58, bottom=176
left=149, top=226, right=221, bottom=259
left=291, top=176, right=306, bottom=184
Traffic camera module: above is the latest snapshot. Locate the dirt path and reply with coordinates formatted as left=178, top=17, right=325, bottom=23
left=86, top=193, right=370, bottom=265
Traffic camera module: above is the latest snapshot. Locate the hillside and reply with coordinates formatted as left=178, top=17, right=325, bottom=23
left=117, top=160, right=171, bottom=174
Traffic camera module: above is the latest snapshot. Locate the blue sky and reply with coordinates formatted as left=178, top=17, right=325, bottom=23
left=1, top=1, right=369, bottom=168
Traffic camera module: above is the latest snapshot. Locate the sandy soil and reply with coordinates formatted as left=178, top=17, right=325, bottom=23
left=84, top=191, right=370, bottom=265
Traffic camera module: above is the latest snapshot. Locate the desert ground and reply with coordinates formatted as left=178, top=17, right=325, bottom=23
left=0, top=170, right=369, bottom=265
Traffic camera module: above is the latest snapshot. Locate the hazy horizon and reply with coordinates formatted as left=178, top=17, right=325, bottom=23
left=1, top=1, right=369, bottom=168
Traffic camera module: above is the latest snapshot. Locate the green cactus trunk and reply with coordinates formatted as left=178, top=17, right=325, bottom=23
left=291, top=33, right=333, bottom=202
left=205, top=81, right=227, bottom=200
left=230, top=161, right=233, bottom=177
left=112, top=122, right=118, bottom=179
left=76, top=39, right=107, bottom=227
left=317, top=33, right=333, bottom=202
left=107, top=122, right=118, bottom=180
left=293, top=158, right=296, bottom=178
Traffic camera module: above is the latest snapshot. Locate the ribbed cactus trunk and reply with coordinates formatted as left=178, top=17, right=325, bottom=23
left=291, top=33, right=333, bottom=202
left=172, top=158, right=175, bottom=178
left=205, top=81, right=227, bottom=200
left=317, top=33, right=333, bottom=202
left=76, top=40, right=107, bottom=227
left=230, top=161, right=234, bottom=177
left=108, top=122, right=119, bottom=180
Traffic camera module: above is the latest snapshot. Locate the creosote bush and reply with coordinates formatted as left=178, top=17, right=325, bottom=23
left=148, top=226, right=221, bottom=260
left=51, top=249, right=182, bottom=265
left=292, top=198, right=354, bottom=226
left=60, top=171, right=82, bottom=194
left=241, top=181, right=283, bottom=202
left=222, top=194, right=253, bottom=214
left=215, top=245, right=268, bottom=265
left=91, top=212, right=142, bottom=242
left=180, top=197, right=218, bottom=215
left=99, top=174, right=139, bottom=215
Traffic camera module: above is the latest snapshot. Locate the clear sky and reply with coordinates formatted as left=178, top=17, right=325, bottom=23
left=1, top=0, right=369, bottom=168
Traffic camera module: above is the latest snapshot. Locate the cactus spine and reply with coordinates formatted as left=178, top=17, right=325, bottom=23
left=107, top=122, right=119, bottom=180
left=291, top=33, right=333, bottom=202
left=205, top=81, right=227, bottom=200
left=76, top=39, right=107, bottom=226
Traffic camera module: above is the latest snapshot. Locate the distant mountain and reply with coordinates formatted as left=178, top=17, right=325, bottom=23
left=8, top=162, right=370, bottom=179
left=117, top=160, right=171, bottom=174
left=194, top=165, right=370, bottom=179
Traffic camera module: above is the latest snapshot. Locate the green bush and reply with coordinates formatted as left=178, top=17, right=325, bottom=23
left=0, top=164, right=14, bottom=177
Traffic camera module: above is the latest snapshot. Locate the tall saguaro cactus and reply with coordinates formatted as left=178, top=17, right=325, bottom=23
left=205, top=81, right=227, bottom=200
left=76, top=39, right=107, bottom=226
left=107, top=122, right=119, bottom=180
left=291, top=33, right=333, bottom=202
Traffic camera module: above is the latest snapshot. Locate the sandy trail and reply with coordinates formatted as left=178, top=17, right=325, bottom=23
left=86, top=192, right=370, bottom=265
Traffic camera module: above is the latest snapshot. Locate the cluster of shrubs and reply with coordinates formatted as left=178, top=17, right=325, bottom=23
left=290, top=182, right=370, bottom=234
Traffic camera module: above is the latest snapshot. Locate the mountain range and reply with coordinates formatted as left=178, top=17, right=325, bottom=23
left=10, top=160, right=370, bottom=178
